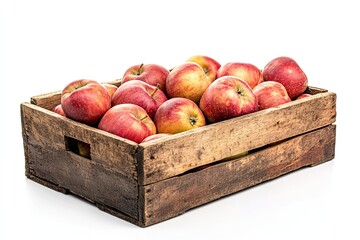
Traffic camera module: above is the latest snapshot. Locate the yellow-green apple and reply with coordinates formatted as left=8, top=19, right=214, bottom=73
left=111, top=80, right=168, bottom=119
left=296, top=93, right=311, bottom=100
left=98, top=104, right=156, bottom=144
left=252, top=81, right=291, bottom=110
left=166, top=62, right=211, bottom=103
left=222, top=151, right=249, bottom=161
left=121, top=63, right=169, bottom=92
left=53, top=104, right=66, bottom=116
left=61, top=79, right=111, bottom=126
left=186, top=55, right=221, bottom=82
left=141, top=133, right=172, bottom=143
left=262, top=56, right=308, bottom=99
left=216, top=62, right=263, bottom=89
left=102, top=83, right=118, bottom=98
left=154, top=98, right=206, bottom=134
left=77, top=141, right=91, bottom=159
left=199, top=76, right=258, bottom=123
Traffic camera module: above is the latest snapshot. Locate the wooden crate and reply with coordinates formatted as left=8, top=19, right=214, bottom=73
left=21, top=85, right=336, bottom=227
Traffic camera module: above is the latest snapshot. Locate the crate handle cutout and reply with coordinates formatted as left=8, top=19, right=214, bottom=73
left=64, top=136, right=91, bottom=160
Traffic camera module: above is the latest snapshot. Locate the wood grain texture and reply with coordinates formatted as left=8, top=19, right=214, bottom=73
left=140, top=125, right=336, bottom=226
left=21, top=102, right=139, bottom=220
left=21, top=85, right=337, bottom=227
left=26, top=145, right=139, bottom=219
left=138, top=91, right=336, bottom=185
left=30, top=90, right=61, bottom=111
left=21, top=102, right=138, bottom=179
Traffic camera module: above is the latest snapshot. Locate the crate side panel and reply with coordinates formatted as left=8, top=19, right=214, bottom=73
left=21, top=103, right=138, bottom=180
left=21, top=103, right=140, bottom=220
left=141, top=125, right=336, bottom=226
left=141, top=91, right=336, bottom=185
left=26, top=144, right=139, bottom=219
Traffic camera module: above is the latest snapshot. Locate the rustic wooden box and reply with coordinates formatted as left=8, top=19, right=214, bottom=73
left=21, top=85, right=336, bottom=227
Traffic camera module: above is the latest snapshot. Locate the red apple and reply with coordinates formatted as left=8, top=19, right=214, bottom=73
left=262, top=56, right=308, bottom=99
left=166, top=62, right=211, bottom=103
left=98, top=104, right=156, bottom=144
left=186, top=55, right=221, bottom=82
left=53, top=104, right=66, bottom=116
left=296, top=93, right=311, bottom=100
left=252, top=81, right=291, bottom=110
left=121, top=63, right=169, bottom=92
left=102, top=83, right=118, bottom=98
left=199, top=76, right=258, bottom=123
left=154, top=98, right=206, bottom=134
left=141, top=133, right=172, bottom=143
left=216, top=62, right=263, bottom=89
left=111, top=80, right=168, bottom=119
left=61, top=79, right=111, bottom=126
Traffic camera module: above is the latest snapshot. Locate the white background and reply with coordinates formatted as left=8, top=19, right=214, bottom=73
left=1, top=0, right=359, bottom=239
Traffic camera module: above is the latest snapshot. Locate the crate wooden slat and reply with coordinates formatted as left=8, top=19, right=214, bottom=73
left=21, top=86, right=336, bottom=227
left=138, top=90, right=336, bottom=185
left=139, top=124, right=336, bottom=226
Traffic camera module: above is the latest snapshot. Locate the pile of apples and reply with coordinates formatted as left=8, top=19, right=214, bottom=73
left=54, top=55, right=309, bottom=144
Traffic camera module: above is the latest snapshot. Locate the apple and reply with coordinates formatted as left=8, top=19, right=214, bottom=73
left=199, top=76, right=258, bottom=123
left=154, top=98, right=206, bottom=134
left=102, top=83, right=118, bottom=98
left=262, top=56, right=308, bottom=99
left=98, top=104, right=156, bottom=144
left=186, top=55, right=221, bottom=82
left=252, top=81, right=291, bottom=110
left=166, top=62, right=211, bottom=103
left=53, top=104, right=66, bottom=116
left=216, top=62, right=263, bottom=89
left=77, top=141, right=91, bottom=159
left=141, top=133, right=172, bottom=143
left=121, top=63, right=169, bottom=92
left=296, top=93, right=311, bottom=100
left=61, top=79, right=111, bottom=126
left=111, top=80, right=168, bottom=119
left=222, top=151, right=249, bottom=161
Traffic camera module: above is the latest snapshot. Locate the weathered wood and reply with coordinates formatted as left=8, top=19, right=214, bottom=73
left=21, top=102, right=138, bottom=179
left=26, top=145, right=139, bottom=219
left=30, top=90, right=62, bottom=111
left=138, top=91, right=336, bottom=185
left=21, top=85, right=337, bottom=227
left=21, top=102, right=140, bottom=220
left=305, top=86, right=327, bottom=95
left=140, top=124, right=336, bottom=226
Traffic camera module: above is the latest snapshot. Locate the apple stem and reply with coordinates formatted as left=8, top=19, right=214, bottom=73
left=150, top=85, right=160, bottom=97
left=138, top=63, right=144, bottom=75
left=140, top=115, right=148, bottom=121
